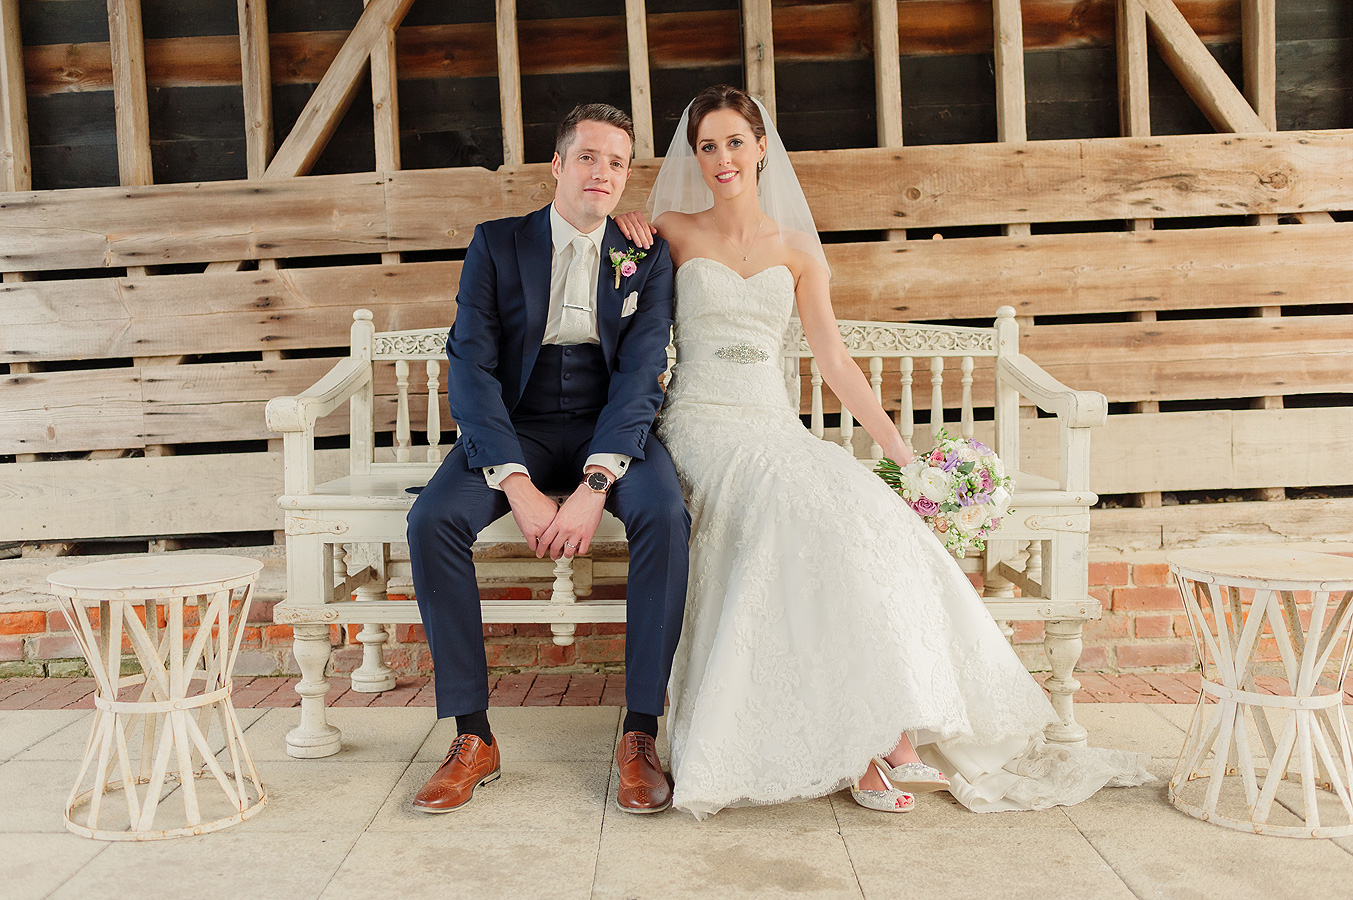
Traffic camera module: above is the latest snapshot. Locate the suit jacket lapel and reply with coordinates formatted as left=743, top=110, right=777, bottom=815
left=515, top=207, right=552, bottom=387
left=596, top=219, right=625, bottom=367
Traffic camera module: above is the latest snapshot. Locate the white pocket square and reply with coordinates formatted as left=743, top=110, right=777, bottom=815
left=621, top=291, right=639, bottom=318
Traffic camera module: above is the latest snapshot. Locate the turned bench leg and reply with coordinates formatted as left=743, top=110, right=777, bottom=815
left=287, top=623, right=342, bottom=758
left=1043, top=619, right=1088, bottom=746
left=350, top=543, right=396, bottom=693
left=550, top=555, right=578, bottom=646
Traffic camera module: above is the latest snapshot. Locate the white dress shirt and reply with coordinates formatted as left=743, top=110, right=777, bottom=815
left=483, top=204, right=633, bottom=490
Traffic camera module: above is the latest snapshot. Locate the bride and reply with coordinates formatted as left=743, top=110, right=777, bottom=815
left=616, top=84, right=1149, bottom=818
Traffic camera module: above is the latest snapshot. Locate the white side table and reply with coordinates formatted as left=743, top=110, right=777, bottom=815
left=47, top=555, right=267, bottom=840
left=1168, top=547, right=1353, bottom=838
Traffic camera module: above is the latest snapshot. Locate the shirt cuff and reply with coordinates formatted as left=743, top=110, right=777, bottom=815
left=585, top=454, right=632, bottom=482
left=484, top=463, right=530, bottom=491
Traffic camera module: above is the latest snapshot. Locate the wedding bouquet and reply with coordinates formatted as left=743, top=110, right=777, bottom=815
left=875, top=428, right=1013, bottom=558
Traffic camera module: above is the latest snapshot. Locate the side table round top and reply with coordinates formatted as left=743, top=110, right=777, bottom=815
left=1167, top=547, right=1353, bottom=590
left=47, top=554, right=264, bottom=601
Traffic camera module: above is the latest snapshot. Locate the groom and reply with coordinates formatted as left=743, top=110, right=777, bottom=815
left=406, top=104, right=689, bottom=814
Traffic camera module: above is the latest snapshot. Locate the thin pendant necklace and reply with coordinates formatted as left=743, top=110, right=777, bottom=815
left=711, top=211, right=765, bottom=262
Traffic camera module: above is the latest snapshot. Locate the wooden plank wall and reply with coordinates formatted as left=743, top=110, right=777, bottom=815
left=1, top=0, right=1351, bottom=553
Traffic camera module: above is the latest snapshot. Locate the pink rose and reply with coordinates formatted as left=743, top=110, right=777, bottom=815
left=610, top=250, right=625, bottom=265
left=620, top=259, right=637, bottom=277
left=979, top=468, right=994, bottom=491
left=911, top=497, right=939, bottom=517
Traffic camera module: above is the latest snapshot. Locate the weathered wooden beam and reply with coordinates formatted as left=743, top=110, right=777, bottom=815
left=0, top=450, right=348, bottom=541
left=1091, top=498, right=1353, bottom=553
left=205, top=0, right=415, bottom=272
left=993, top=0, right=1029, bottom=237
left=495, top=0, right=524, bottom=167
left=1116, top=0, right=1151, bottom=138
left=0, top=0, right=30, bottom=194
left=237, top=0, right=273, bottom=179
left=1116, top=0, right=1152, bottom=235
left=6, top=131, right=1353, bottom=273
left=1240, top=0, right=1275, bottom=131
left=20, top=2, right=1249, bottom=96
left=1138, top=0, right=1262, bottom=133
left=625, top=0, right=655, bottom=158
left=1137, top=0, right=1332, bottom=227
left=8, top=223, right=1353, bottom=364
left=872, top=0, right=903, bottom=147
left=742, top=0, right=776, bottom=119
left=993, top=0, right=1027, bottom=144
left=366, top=0, right=401, bottom=266
left=267, top=0, right=415, bottom=180
left=106, top=0, right=153, bottom=187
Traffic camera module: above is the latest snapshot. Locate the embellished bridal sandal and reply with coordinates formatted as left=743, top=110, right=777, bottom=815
left=850, top=759, right=915, bottom=813
left=879, top=759, right=950, bottom=794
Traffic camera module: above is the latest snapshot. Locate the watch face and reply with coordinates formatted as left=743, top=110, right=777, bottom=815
left=587, top=472, right=610, bottom=491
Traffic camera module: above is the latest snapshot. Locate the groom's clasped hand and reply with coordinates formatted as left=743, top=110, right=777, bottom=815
left=499, top=468, right=606, bottom=560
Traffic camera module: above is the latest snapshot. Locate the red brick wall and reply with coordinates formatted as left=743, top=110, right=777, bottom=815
left=2, top=563, right=1261, bottom=679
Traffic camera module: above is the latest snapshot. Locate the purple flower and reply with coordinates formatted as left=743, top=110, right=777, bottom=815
left=911, top=497, right=940, bottom=517
left=620, top=259, right=637, bottom=277
left=940, top=456, right=961, bottom=473
left=971, top=439, right=992, bottom=455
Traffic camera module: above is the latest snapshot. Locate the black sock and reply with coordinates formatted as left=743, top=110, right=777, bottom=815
left=623, top=710, right=659, bottom=738
left=456, top=709, right=492, bottom=744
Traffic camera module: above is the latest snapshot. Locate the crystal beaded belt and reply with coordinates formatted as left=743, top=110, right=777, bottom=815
left=676, top=341, right=777, bottom=367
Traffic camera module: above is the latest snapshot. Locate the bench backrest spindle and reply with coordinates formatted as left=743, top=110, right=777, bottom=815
left=425, top=360, right=442, bottom=463
left=809, top=359, right=825, bottom=440
left=930, top=356, right=945, bottom=448
left=960, top=356, right=975, bottom=440
left=868, top=357, right=884, bottom=460
left=900, top=357, right=915, bottom=449
left=395, top=359, right=412, bottom=463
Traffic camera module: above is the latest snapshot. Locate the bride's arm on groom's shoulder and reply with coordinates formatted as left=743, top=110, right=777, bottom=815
left=614, top=209, right=656, bottom=249
left=794, top=261, right=914, bottom=465
left=615, top=211, right=689, bottom=252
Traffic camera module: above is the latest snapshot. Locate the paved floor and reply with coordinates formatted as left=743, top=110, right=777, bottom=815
left=3, top=703, right=1353, bottom=900
left=1, top=670, right=1320, bottom=711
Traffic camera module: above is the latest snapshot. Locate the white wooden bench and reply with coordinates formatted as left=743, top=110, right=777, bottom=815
left=267, top=306, right=1105, bottom=757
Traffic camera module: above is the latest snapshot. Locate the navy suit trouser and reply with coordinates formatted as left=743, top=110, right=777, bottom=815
left=407, top=411, right=690, bottom=720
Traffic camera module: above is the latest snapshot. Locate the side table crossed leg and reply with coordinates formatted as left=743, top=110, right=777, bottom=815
left=1170, top=549, right=1353, bottom=838
left=50, top=557, right=267, bottom=840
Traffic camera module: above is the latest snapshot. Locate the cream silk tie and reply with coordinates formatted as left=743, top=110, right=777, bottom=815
left=558, top=235, right=595, bottom=344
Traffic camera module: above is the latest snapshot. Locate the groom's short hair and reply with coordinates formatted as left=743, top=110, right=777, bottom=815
left=555, top=104, right=635, bottom=162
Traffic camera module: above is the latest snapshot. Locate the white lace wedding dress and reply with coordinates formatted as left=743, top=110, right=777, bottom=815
left=656, top=257, right=1151, bottom=818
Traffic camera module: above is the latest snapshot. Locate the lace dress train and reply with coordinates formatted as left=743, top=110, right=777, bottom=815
left=657, top=258, right=1150, bottom=819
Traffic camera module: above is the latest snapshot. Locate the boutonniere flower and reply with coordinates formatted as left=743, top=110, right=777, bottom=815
left=608, top=246, right=646, bottom=289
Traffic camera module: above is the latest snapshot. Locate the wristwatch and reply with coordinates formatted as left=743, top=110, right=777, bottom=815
left=583, top=471, right=613, bottom=494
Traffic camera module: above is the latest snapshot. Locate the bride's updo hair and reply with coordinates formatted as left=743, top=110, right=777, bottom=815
left=685, top=84, right=766, bottom=154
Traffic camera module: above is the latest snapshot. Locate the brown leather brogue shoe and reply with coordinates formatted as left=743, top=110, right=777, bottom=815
left=413, top=733, right=500, bottom=813
left=615, top=730, right=671, bottom=814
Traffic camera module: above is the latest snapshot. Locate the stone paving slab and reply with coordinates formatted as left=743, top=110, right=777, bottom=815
left=13, top=672, right=1330, bottom=710
left=4, top=705, right=1353, bottom=900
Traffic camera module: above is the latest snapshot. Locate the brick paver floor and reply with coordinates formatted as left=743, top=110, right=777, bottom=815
left=3, top=671, right=1343, bottom=710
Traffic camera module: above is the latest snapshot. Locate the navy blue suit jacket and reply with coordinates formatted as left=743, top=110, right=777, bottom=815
left=444, top=205, right=675, bottom=471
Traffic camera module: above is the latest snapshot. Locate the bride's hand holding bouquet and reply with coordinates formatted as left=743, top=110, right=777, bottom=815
left=876, top=428, right=1012, bottom=558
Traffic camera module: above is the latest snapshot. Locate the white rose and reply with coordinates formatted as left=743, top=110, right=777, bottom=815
left=956, top=504, right=987, bottom=532
left=958, top=446, right=978, bottom=462
left=919, top=467, right=952, bottom=503
left=989, top=486, right=1011, bottom=516
left=990, top=455, right=1006, bottom=478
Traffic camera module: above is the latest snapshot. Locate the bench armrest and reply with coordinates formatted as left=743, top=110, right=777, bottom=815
left=997, top=354, right=1107, bottom=429
left=266, top=357, right=372, bottom=434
